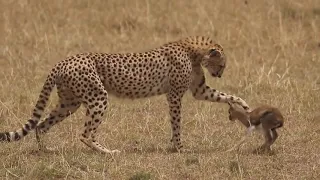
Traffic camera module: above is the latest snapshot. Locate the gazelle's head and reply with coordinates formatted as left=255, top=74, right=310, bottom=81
left=227, top=102, right=249, bottom=121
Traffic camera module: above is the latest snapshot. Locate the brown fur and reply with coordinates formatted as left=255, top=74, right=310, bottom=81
left=227, top=102, right=284, bottom=153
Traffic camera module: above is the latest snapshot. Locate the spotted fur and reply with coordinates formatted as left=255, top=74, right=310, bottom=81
left=0, top=36, right=250, bottom=153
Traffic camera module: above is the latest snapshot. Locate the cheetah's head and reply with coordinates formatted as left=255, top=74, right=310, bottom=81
left=201, top=44, right=226, bottom=78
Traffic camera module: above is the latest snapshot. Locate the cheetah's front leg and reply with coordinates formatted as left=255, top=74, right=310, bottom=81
left=190, top=76, right=251, bottom=112
left=166, top=90, right=184, bottom=152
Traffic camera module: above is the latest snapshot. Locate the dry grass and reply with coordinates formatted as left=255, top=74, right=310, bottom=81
left=0, top=0, right=320, bottom=179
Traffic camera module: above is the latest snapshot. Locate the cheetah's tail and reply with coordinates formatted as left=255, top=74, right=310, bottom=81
left=0, top=72, right=56, bottom=142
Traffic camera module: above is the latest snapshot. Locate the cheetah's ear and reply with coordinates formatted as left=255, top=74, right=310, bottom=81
left=209, top=49, right=221, bottom=57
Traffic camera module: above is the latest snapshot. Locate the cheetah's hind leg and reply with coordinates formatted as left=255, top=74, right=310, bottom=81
left=79, top=92, right=120, bottom=154
left=79, top=107, right=120, bottom=154
left=35, top=88, right=81, bottom=152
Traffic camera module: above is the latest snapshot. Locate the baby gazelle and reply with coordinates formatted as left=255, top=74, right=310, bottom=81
left=226, top=102, right=284, bottom=153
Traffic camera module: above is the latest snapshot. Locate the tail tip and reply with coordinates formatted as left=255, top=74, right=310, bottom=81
left=0, top=132, right=11, bottom=142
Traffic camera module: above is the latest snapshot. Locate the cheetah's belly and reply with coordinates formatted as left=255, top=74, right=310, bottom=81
left=103, top=75, right=170, bottom=99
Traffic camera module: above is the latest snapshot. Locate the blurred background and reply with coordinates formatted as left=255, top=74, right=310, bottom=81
left=0, top=0, right=319, bottom=179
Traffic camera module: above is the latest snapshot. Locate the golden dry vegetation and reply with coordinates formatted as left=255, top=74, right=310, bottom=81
left=0, top=0, right=320, bottom=179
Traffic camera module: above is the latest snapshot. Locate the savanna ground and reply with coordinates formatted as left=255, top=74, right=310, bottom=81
left=0, top=0, right=319, bottom=179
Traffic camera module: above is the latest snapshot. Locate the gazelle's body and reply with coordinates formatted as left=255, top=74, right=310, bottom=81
left=227, top=103, right=284, bottom=152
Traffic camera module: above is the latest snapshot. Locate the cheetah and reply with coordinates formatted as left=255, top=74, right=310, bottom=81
left=0, top=36, right=251, bottom=154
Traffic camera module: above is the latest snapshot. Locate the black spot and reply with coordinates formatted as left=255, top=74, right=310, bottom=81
left=33, top=113, right=41, bottom=119
left=0, top=132, right=9, bottom=141
left=14, top=132, right=20, bottom=140
left=36, top=105, right=44, bottom=111
left=194, top=88, right=198, bottom=95
left=198, top=76, right=205, bottom=87
left=216, top=96, right=221, bottom=101
left=28, top=119, right=37, bottom=128
left=25, top=123, right=31, bottom=130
